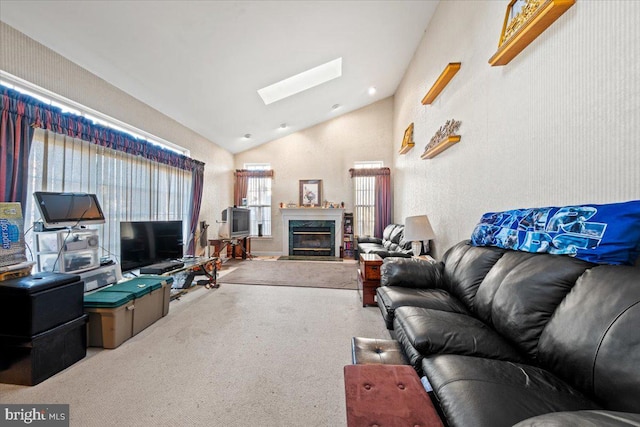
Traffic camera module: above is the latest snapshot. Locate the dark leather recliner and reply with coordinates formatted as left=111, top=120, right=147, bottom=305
left=356, top=223, right=428, bottom=259
left=376, top=240, right=640, bottom=427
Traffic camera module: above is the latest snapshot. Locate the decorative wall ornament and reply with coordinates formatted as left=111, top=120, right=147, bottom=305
left=501, top=0, right=544, bottom=46
left=489, top=0, right=576, bottom=67
left=421, top=119, right=461, bottom=160
left=399, top=123, right=415, bottom=154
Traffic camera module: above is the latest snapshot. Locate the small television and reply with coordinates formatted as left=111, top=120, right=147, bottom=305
left=119, top=220, right=184, bottom=272
left=218, top=207, right=250, bottom=239
left=34, top=192, right=106, bottom=229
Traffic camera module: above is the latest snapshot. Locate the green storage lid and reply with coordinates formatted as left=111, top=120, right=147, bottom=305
left=84, top=290, right=133, bottom=308
left=108, top=281, right=153, bottom=298
left=131, top=275, right=172, bottom=287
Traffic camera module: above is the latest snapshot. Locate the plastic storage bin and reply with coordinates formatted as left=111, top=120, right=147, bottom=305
left=0, top=272, right=84, bottom=337
left=0, top=315, right=88, bottom=386
left=108, top=278, right=163, bottom=335
left=132, top=275, right=173, bottom=317
left=84, top=291, right=135, bottom=349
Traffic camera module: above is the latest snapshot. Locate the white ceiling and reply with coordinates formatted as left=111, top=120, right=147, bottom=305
left=0, top=1, right=438, bottom=154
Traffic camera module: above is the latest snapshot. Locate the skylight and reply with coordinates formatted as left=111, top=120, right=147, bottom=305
left=258, top=57, right=342, bottom=105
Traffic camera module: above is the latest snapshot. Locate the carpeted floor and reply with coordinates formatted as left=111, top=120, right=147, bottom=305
left=277, top=256, right=343, bottom=262
left=0, top=284, right=390, bottom=426
left=219, top=259, right=358, bottom=289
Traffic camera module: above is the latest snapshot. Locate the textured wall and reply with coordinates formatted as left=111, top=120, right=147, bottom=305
left=234, top=97, right=394, bottom=255
left=393, top=1, right=640, bottom=258
left=0, top=22, right=234, bottom=254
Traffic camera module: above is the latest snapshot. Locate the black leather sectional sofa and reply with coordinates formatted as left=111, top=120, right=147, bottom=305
left=356, top=223, right=428, bottom=258
left=376, top=240, right=640, bottom=427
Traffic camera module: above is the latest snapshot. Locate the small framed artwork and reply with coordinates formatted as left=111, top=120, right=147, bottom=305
left=399, top=123, right=415, bottom=154
left=299, top=180, right=322, bottom=207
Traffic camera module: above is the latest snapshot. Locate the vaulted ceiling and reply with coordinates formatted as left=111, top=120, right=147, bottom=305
left=1, top=1, right=439, bottom=153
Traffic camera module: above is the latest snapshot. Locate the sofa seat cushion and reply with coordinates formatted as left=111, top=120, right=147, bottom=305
left=394, top=306, right=525, bottom=363
left=376, top=286, right=469, bottom=329
left=423, top=354, right=600, bottom=427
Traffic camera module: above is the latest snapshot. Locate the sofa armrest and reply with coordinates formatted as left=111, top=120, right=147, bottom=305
left=380, top=257, right=443, bottom=288
left=357, top=236, right=382, bottom=245
left=513, top=410, right=640, bottom=427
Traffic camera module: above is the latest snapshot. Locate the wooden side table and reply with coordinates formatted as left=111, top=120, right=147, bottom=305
left=358, top=253, right=383, bottom=307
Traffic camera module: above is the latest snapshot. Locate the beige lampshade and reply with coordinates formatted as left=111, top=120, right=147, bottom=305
left=404, top=215, right=436, bottom=242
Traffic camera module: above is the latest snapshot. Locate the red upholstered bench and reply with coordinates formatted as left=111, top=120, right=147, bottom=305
left=344, top=364, right=444, bottom=427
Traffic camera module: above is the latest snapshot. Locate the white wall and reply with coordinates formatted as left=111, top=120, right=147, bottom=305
left=0, top=22, right=235, bottom=255
left=393, top=0, right=640, bottom=258
left=234, top=97, right=394, bottom=255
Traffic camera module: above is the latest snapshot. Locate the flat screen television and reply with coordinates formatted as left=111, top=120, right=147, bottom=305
left=219, top=207, right=251, bottom=239
left=33, top=192, right=106, bottom=229
left=119, top=220, right=184, bottom=272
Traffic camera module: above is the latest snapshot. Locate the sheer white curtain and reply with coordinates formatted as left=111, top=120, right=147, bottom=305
left=24, top=129, right=191, bottom=263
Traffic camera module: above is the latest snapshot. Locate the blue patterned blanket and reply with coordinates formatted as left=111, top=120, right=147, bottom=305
left=470, top=200, right=640, bottom=265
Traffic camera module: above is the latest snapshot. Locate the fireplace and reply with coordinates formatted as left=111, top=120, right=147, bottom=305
left=289, top=221, right=335, bottom=256
left=280, top=208, right=344, bottom=257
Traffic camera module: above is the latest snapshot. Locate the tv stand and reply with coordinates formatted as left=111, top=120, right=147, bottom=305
left=209, top=237, right=251, bottom=260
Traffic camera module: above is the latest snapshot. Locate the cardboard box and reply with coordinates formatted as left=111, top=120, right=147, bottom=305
left=0, top=202, right=26, bottom=268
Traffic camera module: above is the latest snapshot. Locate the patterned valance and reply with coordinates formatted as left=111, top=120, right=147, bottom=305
left=1, top=87, right=204, bottom=173
left=235, top=169, right=274, bottom=178
left=349, top=167, right=390, bottom=177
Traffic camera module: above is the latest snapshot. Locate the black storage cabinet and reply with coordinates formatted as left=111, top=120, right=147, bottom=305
left=0, top=272, right=87, bottom=385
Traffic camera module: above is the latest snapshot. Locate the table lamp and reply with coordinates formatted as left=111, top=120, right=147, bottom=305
left=404, top=215, right=436, bottom=256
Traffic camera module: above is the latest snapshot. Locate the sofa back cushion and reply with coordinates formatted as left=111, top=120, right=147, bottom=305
left=537, top=265, right=640, bottom=412
left=474, top=251, right=593, bottom=361
left=382, top=224, right=398, bottom=242
left=440, top=242, right=505, bottom=310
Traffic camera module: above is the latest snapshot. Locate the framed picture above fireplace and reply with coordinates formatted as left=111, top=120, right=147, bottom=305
left=299, top=179, right=322, bottom=207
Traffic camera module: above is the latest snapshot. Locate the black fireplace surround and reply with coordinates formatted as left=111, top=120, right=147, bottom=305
left=288, top=220, right=335, bottom=257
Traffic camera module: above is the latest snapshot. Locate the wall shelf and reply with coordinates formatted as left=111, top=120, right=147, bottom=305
left=421, top=63, right=461, bottom=105
left=489, top=0, right=576, bottom=66
left=399, top=142, right=415, bottom=154
left=421, top=135, right=461, bottom=159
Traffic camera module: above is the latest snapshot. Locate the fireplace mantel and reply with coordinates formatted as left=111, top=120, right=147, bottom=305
left=280, top=208, right=345, bottom=256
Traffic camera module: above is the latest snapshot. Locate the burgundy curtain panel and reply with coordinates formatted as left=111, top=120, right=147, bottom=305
left=349, top=167, right=392, bottom=238
left=234, top=170, right=249, bottom=207
left=374, top=172, right=391, bottom=238
left=234, top=169, right=274, bottom=206
left=0, top=90, right=35, bottom=204
left=186, top=165, right=205, bottom=255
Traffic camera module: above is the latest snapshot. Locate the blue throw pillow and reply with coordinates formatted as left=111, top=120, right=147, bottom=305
left=470, top=201, right=640, bottom=265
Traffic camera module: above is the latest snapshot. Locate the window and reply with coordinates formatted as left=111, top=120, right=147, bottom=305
left=24, top=129, right=192, bottom=263
left=352, top=161, right=383, bottom=237
left=244, top=163, right=272, bottom=237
